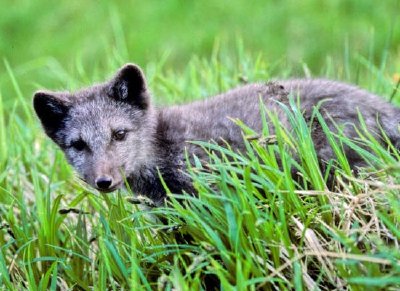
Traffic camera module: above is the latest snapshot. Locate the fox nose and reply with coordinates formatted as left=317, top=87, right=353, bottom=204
left=95, top=176, right=113, bottom=190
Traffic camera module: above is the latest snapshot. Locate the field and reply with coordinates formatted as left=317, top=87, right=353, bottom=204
left=1, top=0, right=400, bottom=289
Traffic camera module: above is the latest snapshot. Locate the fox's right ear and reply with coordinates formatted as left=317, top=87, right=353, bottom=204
left=33, top=91, right=70, bottom=140
left=109, top=64, right=150, bottom=110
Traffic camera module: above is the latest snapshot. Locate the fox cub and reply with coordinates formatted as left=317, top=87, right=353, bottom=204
left=34, top=64, right=400, bottom=204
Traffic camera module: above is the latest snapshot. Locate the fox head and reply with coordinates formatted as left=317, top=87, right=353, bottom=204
left=33, top=64, right=156, bottom=192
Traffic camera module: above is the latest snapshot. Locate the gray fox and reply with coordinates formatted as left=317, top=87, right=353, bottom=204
left=33, top=64, right=400, bottom=204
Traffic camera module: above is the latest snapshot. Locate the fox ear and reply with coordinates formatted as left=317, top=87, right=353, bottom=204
left=109, top=64, right=150, bottom=109
left=33, top=91, right=70, bottom=140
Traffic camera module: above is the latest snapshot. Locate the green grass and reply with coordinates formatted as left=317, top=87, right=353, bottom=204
left=1, top=48, right=400, bottom=289
left=1, top=0, right=399, bottom=107
left=1, top=0, right=400, bottom=289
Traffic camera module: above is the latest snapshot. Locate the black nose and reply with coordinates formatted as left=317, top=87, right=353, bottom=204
left=95, top=176, right=113, bottom=190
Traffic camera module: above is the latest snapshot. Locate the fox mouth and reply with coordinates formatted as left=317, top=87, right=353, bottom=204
left=95, top=183, right=121, bottom=193
left=95, top=181, right=123, bottom=193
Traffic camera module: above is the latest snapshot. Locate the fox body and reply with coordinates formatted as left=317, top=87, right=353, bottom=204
left=34, top=64, right=400, bottom=204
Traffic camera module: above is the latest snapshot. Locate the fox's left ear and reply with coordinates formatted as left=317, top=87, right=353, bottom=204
left=109, top=64, right=150, bottom=109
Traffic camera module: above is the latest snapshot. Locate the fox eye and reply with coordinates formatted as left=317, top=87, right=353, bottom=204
left=70, top=139, right=87, bottom=151
left=113, top=130, right=127, bottom=141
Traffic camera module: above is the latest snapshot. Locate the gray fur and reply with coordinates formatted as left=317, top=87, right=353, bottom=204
left=33, top=64, right=400, bottom=204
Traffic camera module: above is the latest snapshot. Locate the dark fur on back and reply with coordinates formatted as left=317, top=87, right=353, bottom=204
left=33, top=64, right=400, bottom=204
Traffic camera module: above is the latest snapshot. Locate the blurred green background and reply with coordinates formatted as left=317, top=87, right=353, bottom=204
left=0, top=0, right=399, bottom=106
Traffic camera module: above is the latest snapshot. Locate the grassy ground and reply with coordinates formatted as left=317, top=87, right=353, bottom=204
left=1, top=0, right=400, bottom=290
left=1, top=49, right=400, bottom=289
